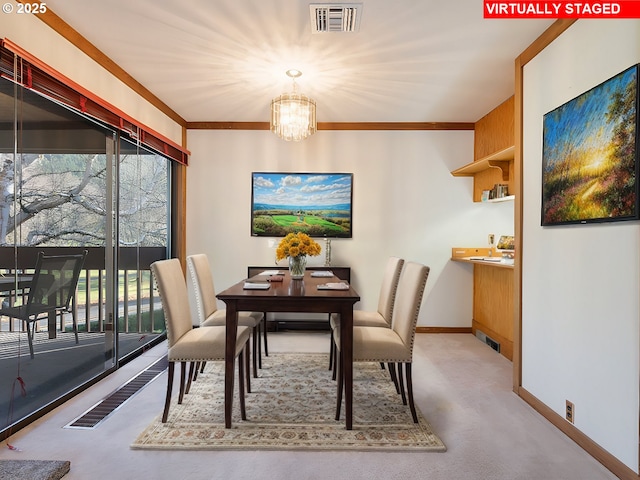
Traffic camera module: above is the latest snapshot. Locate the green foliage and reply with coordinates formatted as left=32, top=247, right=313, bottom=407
left=252, top=210, right=350, bottom=237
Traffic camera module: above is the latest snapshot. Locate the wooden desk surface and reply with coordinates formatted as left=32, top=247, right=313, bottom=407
left=451, top=256, right=514, bottom=269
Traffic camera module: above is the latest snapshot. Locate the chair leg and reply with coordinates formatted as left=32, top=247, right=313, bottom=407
left=252, top=327, right=258, bottom=378
left=262, top=314, right=269, bottom=357
left=335, top=348, right=343, bottom=421
left=397, top=363, right=407, bottom=405
left=185, top=362, right=195, bottom=395
left=405, top=363, right=418, bottom=423
left=245, top=341, right=251, bottom=394
left=200, top=362, right=206, bottom=374
left=332, top=342, right=338, bottom=381
left=238, top=347, right=247, bottom=421
left=178, top=361, right=187, bottom=404
left=72, top=311, right=79, bottom=344
left=162, top=361, right=175, bottom=423
left=329, top=334, right=334, bottom=370
left=27, top=321, right=35, bottom=359
left=192, top=362, right=200, bottom=382
left=388, top=362, right=400, bottom=394
left=251, top=325, right=262, bottom=378
left=257, top=321, right=263, bottom=369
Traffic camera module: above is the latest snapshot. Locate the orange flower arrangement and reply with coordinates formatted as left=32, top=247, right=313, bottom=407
left=275, top=232, right=321, bottom=261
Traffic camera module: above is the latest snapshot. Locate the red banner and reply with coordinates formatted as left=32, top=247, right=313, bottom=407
left=484, top=1, right=640, bottom=18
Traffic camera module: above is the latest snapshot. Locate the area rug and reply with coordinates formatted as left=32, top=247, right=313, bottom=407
left=0, top=460, right=70, bottom=480
left=131, top=353, right=446, bottom=452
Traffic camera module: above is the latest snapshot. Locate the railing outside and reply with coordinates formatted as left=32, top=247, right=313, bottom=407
left=0, top=246, right=166, bottom=335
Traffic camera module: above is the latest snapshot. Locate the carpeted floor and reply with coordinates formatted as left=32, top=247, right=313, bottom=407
left=0, top=460, right=70, bottom=480
left=131, top=353, right=446, bottom=452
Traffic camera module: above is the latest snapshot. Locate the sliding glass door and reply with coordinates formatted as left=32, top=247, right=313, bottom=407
left=0, top=76, right=170, bottom=437
left=116, top=137, right=169, bottom=361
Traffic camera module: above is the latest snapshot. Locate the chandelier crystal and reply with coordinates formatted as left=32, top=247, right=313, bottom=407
left=270, top=70, right=317, bottom=142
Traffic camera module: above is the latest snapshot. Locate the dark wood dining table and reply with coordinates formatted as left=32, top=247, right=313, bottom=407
left=216, top=270, right=360, bottom=429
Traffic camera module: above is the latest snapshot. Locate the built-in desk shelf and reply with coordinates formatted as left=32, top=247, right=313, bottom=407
left=451, top=256, right=514, bottom=269
left=450, top=248, right=514, bottom=360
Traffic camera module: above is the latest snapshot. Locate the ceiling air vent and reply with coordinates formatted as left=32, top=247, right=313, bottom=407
left=310, top=4, right=362, bottom=33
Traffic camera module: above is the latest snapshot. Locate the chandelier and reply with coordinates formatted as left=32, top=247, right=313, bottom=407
left=270, top=69, right=317, bottom=142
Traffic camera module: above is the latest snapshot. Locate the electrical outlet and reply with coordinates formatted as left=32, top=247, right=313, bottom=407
left=565, top=400, right=574, bottom=424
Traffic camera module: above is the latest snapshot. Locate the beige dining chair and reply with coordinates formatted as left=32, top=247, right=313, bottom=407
left=186, top=254, right=265, bottom=388
left=333, top=261, right=430, bottom=423
left=151, top=258, right=252, bottom=423
left=329, top=256, right=404, bottom=373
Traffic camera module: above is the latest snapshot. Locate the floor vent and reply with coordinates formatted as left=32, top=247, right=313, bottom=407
left=475, top=330, right=501, bottom=353
left=65, top=355, right=167, bottom=429
left=310, top=3, right=362, bottom=33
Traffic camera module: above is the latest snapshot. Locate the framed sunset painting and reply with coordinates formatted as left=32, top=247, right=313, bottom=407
left=541, top=65, right=640, bottom=226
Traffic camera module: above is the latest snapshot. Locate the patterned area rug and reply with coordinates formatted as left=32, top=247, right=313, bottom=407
left=131, top=353, right=446, bottom=452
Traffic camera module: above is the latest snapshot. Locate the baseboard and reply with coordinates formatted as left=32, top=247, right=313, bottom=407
left=518, top=387, right=638, bottom=480
left=415, top=327, right=472, bottom=334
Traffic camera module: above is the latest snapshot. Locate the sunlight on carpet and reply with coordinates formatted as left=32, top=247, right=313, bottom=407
left=131, top=353, right=446, bottom=452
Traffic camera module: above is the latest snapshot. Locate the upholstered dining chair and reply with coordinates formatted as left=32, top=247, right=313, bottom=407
left=333, top=261, right=430, bottom=423
left=151, top=258, right=252, bottom=423
left=329, top=256, right=404, bottom=373
left=186, top=254, right=265, bottom=387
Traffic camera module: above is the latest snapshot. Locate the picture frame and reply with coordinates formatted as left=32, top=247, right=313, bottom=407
left=541, top=64, right=640, bottom=226
left=251, top=172, right=353, bottom=238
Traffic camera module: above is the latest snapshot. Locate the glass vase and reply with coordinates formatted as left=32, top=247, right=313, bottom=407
left=289, top=255, right=307, bottom=280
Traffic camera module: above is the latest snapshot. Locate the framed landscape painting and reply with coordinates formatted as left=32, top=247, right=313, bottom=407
left=541, top=64, right=640, bottom=226
left=251, top=172, right=353, bottom=238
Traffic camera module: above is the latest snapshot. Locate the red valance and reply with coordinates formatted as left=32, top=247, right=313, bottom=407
left=0, top=38, right=189, bottom=165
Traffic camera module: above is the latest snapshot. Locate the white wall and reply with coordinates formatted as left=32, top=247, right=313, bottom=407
left=522, top=21, right=640, bottom=471
left=186, top=128, right=514, bottom=327
left=0, top=14, right=183, bottom=146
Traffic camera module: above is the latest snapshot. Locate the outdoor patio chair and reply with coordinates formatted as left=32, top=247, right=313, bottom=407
left=0, top=250, right=88, bottom=359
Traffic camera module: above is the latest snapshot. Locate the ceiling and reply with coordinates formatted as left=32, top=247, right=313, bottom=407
left=42, top=0, right=554, bottom=124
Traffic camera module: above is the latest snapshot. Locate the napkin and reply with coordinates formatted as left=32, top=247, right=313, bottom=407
left=317, top=282, right=349, bottom=290
left=311, top=271, right=334, bottom=277
left=243, top=282, right=270, bottom=290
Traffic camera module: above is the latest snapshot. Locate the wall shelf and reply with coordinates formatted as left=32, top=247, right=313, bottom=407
left=450, top=145, right=514, bottom=181
left=484, top=195, right=515, bottom=203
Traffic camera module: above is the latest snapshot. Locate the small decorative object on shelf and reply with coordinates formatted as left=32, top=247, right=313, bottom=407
left=489, top=183, right=509, bottom=199
left=276, top=232, right=321, bottom=280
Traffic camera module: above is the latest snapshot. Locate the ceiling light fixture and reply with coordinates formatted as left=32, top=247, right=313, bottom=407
left=270, top=69, right=317, bottom=142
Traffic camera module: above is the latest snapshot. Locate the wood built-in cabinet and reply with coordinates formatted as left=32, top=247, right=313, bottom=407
left=450, top=96, right=515, bottom=361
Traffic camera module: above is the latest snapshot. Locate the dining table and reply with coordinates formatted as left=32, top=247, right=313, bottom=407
left=216, top=269, right=360, bottom=430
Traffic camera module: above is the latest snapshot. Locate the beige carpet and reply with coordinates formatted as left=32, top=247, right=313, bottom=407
left=131, top=353, right=446, bottom=452
left=0, top=460, right=70, bottom=480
